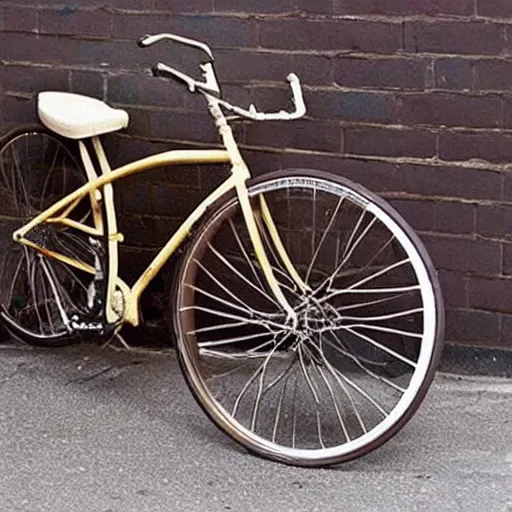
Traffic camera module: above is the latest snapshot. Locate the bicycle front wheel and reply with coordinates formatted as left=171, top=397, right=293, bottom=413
left=174, top=169, right=444, bottom=467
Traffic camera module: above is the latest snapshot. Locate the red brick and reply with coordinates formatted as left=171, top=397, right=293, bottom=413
left=438, top=270, right=468, bottom=308
left=402, top=164, right=502, bottom=201
left=259, top=19, right=402, bottom=54
left=279, top=153, right=402, bottom=194
left=477, top=204, right=512, bottom=239
left=70, top=70, right=104, bottom=99
left=246, top=120, right=341, bottom=153
left=500, top=173, right=512, bottom=201
left=399, top=93, right=501, bottom=128
left=118, top=214, right=182, bottom=248
left=436, top=201, right=475, bottom=235
left=503, top=243, right=512, bottom=275
left=386, top=198, right=436, bottom=232
left=335, top=57, right=427, bottom=90
left=108, top=73, right=185, bottom=109
left=307, top=90, right=398, bottom=124
left=40, top=8, right=112, bottom=38
left=149, top=110, right=217, bottom=144
left=214, top=0, right=291, bottom=13
left=440, top=131, right=512, bottom=164
left=468, top=276, right=512, bottom=313
left=335, top=0, right=474, bottom=16
left=215, top=50, right=332, bottom=86
left=151, top=184, right=204, bottom=218
left=421, top=234, right=501, bottom=274
left=112, top=0, right=155, bottom=8
left=215, top=50, right=293, bottom=83
left=476, top=0, right=512, bottom=18
left=434, top=59, right=473, bottom=90
left=11, top=0, right=112, bottom=5
left=242, top=149, right=282, bottom=177
left=499, top=314, right=512, bottom=347
left=344, top=127, right=437, bottom=158
left=292, top=0, right=333, bottom=14
left=112, top=108, right=150, bottom=138
left=404, top=21, right=504, bottom=56
left=0, top=32, right=154, bottom=69
left=2, top=65, right=69, bottom=94
left=156, top=0, right=214, bottom=12
left=475, top=60, right=512, bottom=91
left=3, top=6, right=37, bottom=32
left=0, top=95, right=37, bottom=129
left=445, top=308, right=499, bottom=345
left=502, top=97, right=512, bottom=129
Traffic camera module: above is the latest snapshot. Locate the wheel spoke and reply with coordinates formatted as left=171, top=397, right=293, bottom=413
left=314, top=303, right=409, bottom=393
left=342, top=323, right=422, bottom=339
left=303, top=343, right=368, bottom=434
left=312, top=359, right=351, bottom=442
left=0, top=131, right=91, bottom=343
left=345, top=258, right=412, bottom=291
left=193, top=257, right=266, bottom=315
left=297, top=344, right=325, bottom=448
left=229, top=219, right=266, bottom=292
left=187, top=320, right=247, bottom=335
left=322, top=333, right=408, bottom=394
left=176, top=173, right=441, bottom=466
left=232, top=332, right=292, bottom=420
left=198, top=330, right=273, bottom=348
left=341, top=307, right=423, bottom=323
left=180, top=304, right=288, bottom=332
left=305, top=196, right=344, bottom=285
left=318, top=215, right=378, bottom=293
left=335, top=292, right=413, bottom=313
left=342, top=327, right=418, bottom=368
left=207, top=241, right=279, bottom=307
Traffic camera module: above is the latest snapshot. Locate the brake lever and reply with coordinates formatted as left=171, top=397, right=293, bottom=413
left=152, top=62, right=221, bottom=95
left=152, top=63, right=198, bottom=92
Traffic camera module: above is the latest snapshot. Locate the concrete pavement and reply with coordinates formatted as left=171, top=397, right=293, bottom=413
left=0, top=340, right=511, bottom=512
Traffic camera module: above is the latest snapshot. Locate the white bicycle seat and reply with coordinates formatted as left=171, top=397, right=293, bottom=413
left=38, top=92, right=129, bottom=140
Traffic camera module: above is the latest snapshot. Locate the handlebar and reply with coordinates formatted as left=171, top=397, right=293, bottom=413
left=218, top=74, right=306, bottom=121
left=138, top=32, right=307, bottom=121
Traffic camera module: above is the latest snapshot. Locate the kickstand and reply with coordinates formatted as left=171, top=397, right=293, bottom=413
left=102, top=332, right=132, bottom=351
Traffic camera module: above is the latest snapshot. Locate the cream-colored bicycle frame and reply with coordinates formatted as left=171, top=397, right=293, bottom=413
left=12, top=48, right=309, bottom=329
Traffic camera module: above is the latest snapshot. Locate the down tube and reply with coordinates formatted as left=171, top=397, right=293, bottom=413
left=124, top=174, right=240, bottom=325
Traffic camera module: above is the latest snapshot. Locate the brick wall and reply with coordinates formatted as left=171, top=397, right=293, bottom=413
left=1, top=0, right=511, bottom=349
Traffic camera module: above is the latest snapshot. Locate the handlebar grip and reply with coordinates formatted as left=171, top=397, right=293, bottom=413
left=151, top=64, right=166, bottom=78
left=286, top=73, right=306, bottom=118
left=151, top=63, right=198, bottom=92
left=136, top=32, right=214, bottom=61
left=137, top=34, right=153, bottom=48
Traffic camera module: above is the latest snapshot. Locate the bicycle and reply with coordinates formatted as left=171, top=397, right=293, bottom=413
left=0, top=33, right=444, bottom=467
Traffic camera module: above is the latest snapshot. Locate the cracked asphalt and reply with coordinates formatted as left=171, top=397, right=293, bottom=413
left=0, top=340, right=511, bottom=512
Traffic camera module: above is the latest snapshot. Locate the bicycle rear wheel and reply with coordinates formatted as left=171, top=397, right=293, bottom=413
left=174, top=169, right=444, bottom=467
left=0, top=126, right=97, bottom=346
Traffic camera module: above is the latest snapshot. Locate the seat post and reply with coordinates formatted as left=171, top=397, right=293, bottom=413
left=79, top=140, right=103, bottom=231
left=90, top=136, right=121, bottom=325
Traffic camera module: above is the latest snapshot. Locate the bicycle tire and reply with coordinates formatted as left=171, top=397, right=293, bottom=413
left=0, top=125, right=97, bottom=346
left=173, top=168, right=444, bottom=467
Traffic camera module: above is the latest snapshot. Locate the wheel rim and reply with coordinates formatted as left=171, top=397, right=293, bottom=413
left=177, top=174, right=440, bottom=465
left=0, top=132, right=92, bottom=339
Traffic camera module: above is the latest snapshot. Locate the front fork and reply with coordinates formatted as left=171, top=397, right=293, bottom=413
left=210, top=92, right=314, bottom=323
left=218, top=119, right=310, bottom=326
